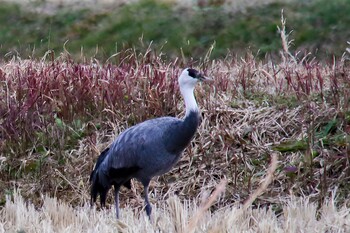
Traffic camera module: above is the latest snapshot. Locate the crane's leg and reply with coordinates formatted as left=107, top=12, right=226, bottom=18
left=142, top=180, right=152, bottom=219
left=90, top=196, right=94, bottom=208
left=100, top=189, right=108, bottom=208
left=114, top=184, right=121, bottom=219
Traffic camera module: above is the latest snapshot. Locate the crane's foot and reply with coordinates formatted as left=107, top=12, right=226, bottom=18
left=145, top=203, right=152, bottom=219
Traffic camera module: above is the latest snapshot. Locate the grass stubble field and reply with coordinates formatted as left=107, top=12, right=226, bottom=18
left=1, top=2, right=350, bottom=233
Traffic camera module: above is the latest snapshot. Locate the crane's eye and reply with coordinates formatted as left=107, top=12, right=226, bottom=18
left=187, top=68, right=199, bottom=78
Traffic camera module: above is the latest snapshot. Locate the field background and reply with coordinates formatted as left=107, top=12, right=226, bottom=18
left=1, top=0, right=349, bottom=60
left=1, top=0, right=350, bottom=232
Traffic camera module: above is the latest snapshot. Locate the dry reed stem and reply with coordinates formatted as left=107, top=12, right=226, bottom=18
left=277, top=9, right=297, bottom=64
left=185, top=179, right=227, bottom=233
left=243, top=153, right=278, bottom=210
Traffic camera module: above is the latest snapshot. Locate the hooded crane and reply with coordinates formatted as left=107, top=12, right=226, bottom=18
left=90, top=68, right=212, bottom=219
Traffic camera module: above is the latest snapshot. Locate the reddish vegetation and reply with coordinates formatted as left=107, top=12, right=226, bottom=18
left=0, top=50, right=349, bottom=212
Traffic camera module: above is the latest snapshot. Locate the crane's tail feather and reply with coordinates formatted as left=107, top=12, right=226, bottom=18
left=123, top=179, right=132, bottom=189
left=89, top=147, right=110, bottom=183
left=90, top=147, right=110, bottom=207
left=90, top=172, right=109, bottom=207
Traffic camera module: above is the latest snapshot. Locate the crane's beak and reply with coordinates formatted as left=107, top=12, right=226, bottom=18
left=197, top=73, right=214, bottom=83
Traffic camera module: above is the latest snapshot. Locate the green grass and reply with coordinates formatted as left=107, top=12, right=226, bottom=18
left=0, top=0, right=349, bottom=60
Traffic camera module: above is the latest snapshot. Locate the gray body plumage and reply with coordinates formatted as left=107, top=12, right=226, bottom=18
left=99, top=111, right=199, bottom=189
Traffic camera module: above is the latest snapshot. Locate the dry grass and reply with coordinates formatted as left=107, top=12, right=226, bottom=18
left=243, top=153, right=278, bottom=210
left=1, top=52, right=349, bottom=230
left=1, top=189, right=349, bottom=233
left=1, top=18, right=350, bottom=229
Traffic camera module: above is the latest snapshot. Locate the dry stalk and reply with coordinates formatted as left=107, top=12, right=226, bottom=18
left=184, top=179, right=226, bottom=233
left=346, top=41, right=350, bottom=55
left=277, top=9, right=297, bottom=64
left=243, top=153, right=278, bottom=210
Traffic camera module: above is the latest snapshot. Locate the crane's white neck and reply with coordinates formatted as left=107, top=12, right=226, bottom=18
left=180, top=85, right=198, bottom=117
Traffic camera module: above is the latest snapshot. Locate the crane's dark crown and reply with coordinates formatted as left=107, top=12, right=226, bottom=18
left=187, top=68, right=199, bottom=79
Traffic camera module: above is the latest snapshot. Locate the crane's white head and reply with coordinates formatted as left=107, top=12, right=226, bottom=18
left=178, top=68, right=212, bottom=90
left=178, top=68, right=213, bottom=115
